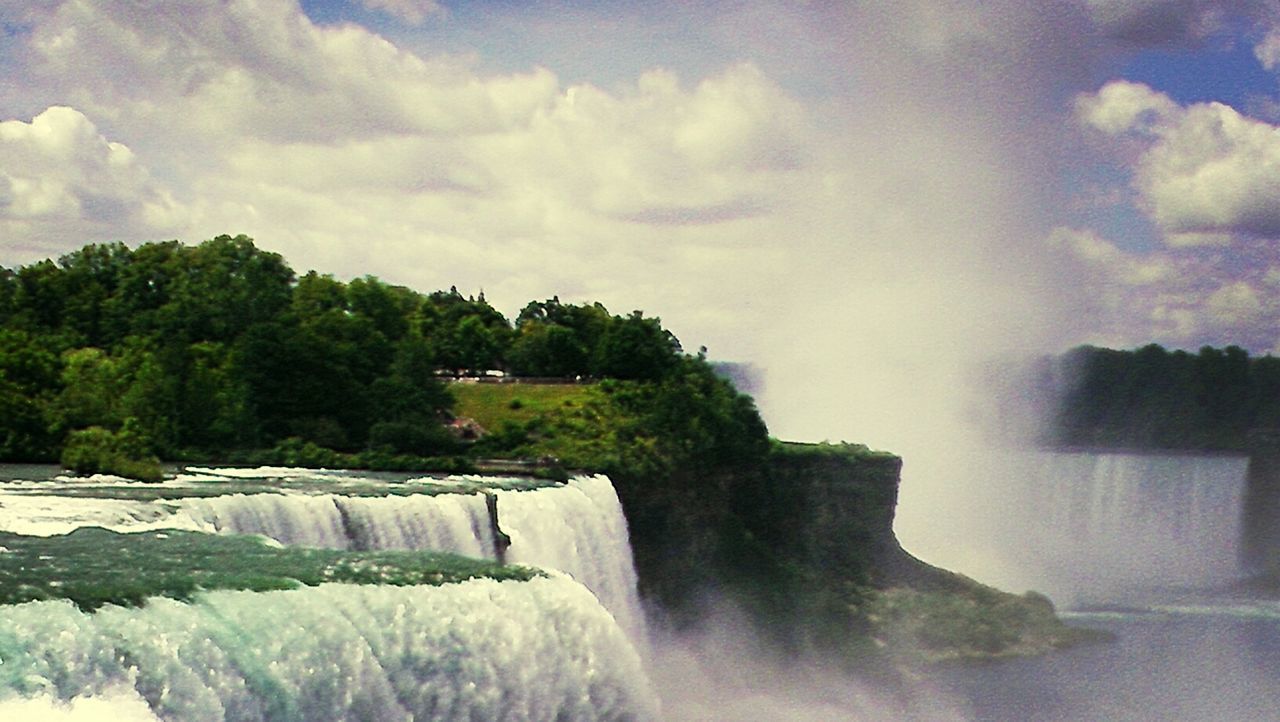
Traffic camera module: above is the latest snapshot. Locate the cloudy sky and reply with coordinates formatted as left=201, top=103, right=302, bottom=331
left=4, top=0, right=1280, bottom=448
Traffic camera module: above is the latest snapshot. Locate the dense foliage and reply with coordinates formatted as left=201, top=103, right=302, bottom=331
left=0, top=236, right=715, bottom=467
left=1040, top=343, right=1280, bottom=451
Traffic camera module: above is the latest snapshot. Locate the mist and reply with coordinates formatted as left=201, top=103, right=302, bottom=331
left=710, top=2, right=1090, bottom=586
left=646, top=598, right=971, bottom=722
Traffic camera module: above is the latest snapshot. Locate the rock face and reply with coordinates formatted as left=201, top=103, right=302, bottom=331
left=746, top=444, right=904, bottom=584
left=753, top=444, right=976, bottom=594
left=618, top=441, right=1094, bottom=665
left=613, top=444, right=903, bottom=628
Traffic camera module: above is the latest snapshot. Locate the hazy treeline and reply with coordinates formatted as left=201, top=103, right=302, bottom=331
left=1037, top=344, right=1280, bottom=451
left=0, top=235, right=754, bottom=465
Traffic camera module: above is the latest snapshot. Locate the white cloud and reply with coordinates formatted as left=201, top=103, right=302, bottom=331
left=201, top=59, right=811, bottom=256
left=1050, top=224, right=1280, bottom=350
left=0, top=106, right=186, bottom=258
left=359, top=0, right=442, bottom=26
left=5, top=0, right=811, bottom=252
left=1076, top=79, right=1178, bottom=135
left=1257, top=28, right=1280, bottom=70
left=1078, top=80, right=1280, bottom=243
left=1049, top=227, right=1175, bottom=285
left=1140, top=101, right=1280, bottom=238
left=20, top=0, right=556, bottom=144
left=1206, top=280, right=1266, bottom=326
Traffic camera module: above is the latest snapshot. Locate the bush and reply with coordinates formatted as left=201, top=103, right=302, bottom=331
left=268, top=437, right=345, bottom=468
left=368, top=420, right=462, bottom=457
left=61, top=423, right=163, bottom=482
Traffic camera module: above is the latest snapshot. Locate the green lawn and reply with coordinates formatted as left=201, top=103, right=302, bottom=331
left=449, top=383, right=599, bottom=432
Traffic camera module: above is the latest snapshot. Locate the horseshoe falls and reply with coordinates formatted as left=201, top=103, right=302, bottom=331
left=912, top=450, right=1250, bottom=606
left=0, top=468, right=657, bottom=720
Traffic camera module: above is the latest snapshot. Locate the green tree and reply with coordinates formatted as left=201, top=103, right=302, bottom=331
left=167, top=234, right=295, bottom=343
left=508, top=323, right=589, bottom=377
left=348, top=276, right=415, bottom=342
left=420, top=289, right=511, bottom=374
left=0, top=329, right=59, bottom=460
left=49, top=347, right=127, bottom=434
left=364, top=333, right=456, bottom=456
left=592, top=311, right=681, bottom=380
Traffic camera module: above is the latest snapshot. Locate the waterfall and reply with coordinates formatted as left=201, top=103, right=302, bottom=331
left=496, top=475, right=647, bottom=645
left=182, top=492, right=497, bottom=558
left=913, top=451, right=1250, bottom=606
left=0, top=468, right=658, bottom=719
left=0, top=470, right=647, bottom=645
left=176, top=476, right=644, bottom=639
left=0, top=577, right=658, bottom=720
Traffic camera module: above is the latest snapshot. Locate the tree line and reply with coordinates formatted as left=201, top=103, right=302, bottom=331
left=0, top=235, right=752, bottom=467
left=1034, top=343, right=1280, bottom=451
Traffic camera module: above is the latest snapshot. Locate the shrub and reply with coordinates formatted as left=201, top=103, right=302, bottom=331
left=61, top=423, right=163, bottom=482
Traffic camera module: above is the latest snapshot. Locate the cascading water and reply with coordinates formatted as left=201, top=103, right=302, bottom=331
left=496, top=475, right=647, bottom=645
left=0, top=470, right=645, bottom=639
left=917, top=450, right=1250, bottom=605
left=185, top=491, right=497, bottom=558
left=0, top=578, right=657, bottom=720
left=0, top=467, right=657, bottom=719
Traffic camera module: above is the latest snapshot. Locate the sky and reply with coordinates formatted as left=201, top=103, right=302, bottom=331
left=3, top=0, right=1280, bottom=451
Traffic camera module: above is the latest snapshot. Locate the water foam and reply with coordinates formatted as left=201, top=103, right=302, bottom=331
left=0, top=577, right=658, bottom=720
left=497, top=475, right=647, bottom=644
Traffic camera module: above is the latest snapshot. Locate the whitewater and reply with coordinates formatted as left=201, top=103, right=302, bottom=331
left=0, top=467, right=656, bottom=720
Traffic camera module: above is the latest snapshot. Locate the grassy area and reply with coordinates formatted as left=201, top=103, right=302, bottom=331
left=0, top=528, right=539, bottom=611
left=770, top=440, right=901, bottom=464
left=449, top=382, right=600, bottom=432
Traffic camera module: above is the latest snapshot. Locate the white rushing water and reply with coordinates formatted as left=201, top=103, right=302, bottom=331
left=184, top=492, right=497, bottom=558
left=0, top=470, right=648, bottom=646
left=912, top=450, right=1250, bottom=605
left=496, top=475, right=647, bottom=645
left=0, top=577, right=658, bottom=721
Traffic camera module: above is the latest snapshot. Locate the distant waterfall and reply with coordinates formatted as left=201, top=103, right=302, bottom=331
left=921, top=451, right=1250, bottom=605
left=0, top=577, right=658, bottom=721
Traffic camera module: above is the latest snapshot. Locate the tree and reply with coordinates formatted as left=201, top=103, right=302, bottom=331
left=348, top=276, right=415, bottom=342
left=417, top=289, right=511, bottom=374
left=0, top=329, right=59, bottom=460
left=54, top=242, right=132, bottom=347
left=167, top=234, right=294, bottom=343
left=508, top=323, right=588, bottom=377
left=49, top=347, right=127, bottom=434
left=592, top=311, right=682, bottom=380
